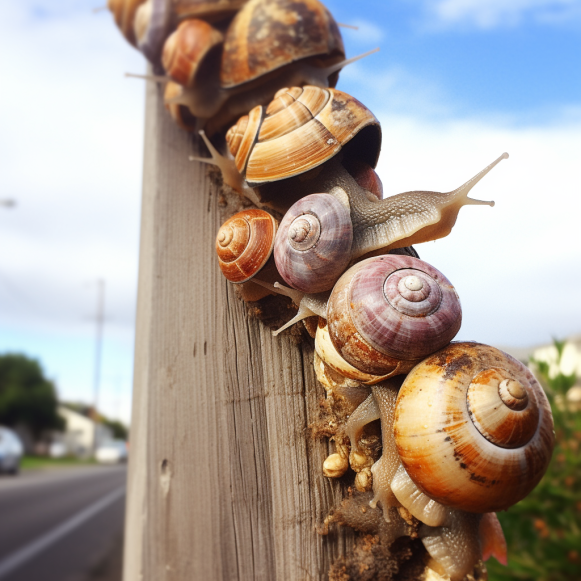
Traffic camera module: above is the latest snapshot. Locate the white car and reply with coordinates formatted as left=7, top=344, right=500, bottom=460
left=95, top=440, right=128, bottom=464
left=0, top=427, right=24, bottom=475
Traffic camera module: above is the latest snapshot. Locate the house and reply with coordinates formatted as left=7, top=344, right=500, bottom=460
left=54, top=406, right=114, bottom=458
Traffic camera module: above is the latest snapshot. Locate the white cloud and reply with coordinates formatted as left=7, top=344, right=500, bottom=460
left=423, top=0, right=581, bottom=29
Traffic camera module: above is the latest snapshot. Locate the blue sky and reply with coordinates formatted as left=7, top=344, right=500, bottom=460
left=0, top=0, right=580, bottom=425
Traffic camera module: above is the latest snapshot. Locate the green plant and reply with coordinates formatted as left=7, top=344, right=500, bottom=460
left=487, top=339, right=581, bottom=581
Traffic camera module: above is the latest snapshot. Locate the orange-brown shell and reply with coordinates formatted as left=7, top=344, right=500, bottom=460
left=108, top=0, right=147, bottom=46
left=162, top=19, right=223, bottom=88
left=216, top=209, right=278, bottom=283
left=220, top=0, right=344, bottom=88
left=226, top=86, right=381, bottom=186
left=394, top=342, right=555, bottom=513
left=164, top=82, right=197, bottom=131
left=173, top=0, right=248, bottom=22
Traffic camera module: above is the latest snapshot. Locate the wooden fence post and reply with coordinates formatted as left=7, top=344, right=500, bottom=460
left=123, top=79, right=354, bottom=580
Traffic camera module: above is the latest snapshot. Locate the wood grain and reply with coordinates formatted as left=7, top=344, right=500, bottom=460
left=123, top=79, right=354, bottom=581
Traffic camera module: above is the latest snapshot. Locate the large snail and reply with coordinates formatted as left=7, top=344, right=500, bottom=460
left=342, top=343, right=553, bottom=579
left=327, top=255, right=462, bottom=376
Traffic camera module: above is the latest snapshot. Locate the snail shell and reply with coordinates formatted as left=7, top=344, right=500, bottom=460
left=394, top=342, right=555, bottom=513
left=216, top=209, right=277, bottom=283
left=327, top=255, right=462, bottom=376
left=273, top=193, right=352, bottom=293
left=220, top=0, right=344, bottom=89
left=226, top=86, right=381, bottom=186
left=108, top=0, right=147, bottom=46
left=162, top=19, right=224, bottom=87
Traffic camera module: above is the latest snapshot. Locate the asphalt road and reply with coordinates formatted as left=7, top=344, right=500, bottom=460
left=0, top=465, right=126, bottom=581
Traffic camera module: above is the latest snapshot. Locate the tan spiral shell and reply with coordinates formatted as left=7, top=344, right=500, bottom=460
left=220, top=0, right=344, bottom=89
left=162, top=19, right=223, bottom=88
left=216, top=209, right=278, bottom=283
left=394, top=342, right=555, bottom=513
left=108, top=0, right=147, bottom=46
left=226, top=86, right=381, bottom=186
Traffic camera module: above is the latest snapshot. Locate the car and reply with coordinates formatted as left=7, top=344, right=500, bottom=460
left=0, top=427, right=24, bottom=475
left=95, top=440, right=128, bottom=464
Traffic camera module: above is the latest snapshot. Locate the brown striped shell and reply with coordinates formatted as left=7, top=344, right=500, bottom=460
left=220, top=0, right=344, bottom=89
left=226, top=86, right=381, bottom=186
left=108, top=0, right=147, bottom=46
left=394, top=342, right=555, bottom=513
left=216, top=209, right=277, bottom=283
left=173, top=0, right=248, bottom=21
left=162, top=19, right=224, bottom=88
left=327, top=255, right=462, bottom=376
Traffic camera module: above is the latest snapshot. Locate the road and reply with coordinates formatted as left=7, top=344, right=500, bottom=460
left=0, top=465, right=126, bottom=581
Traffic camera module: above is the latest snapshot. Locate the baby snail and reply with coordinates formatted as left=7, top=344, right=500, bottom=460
left=344, top=343, right=553, bottom=580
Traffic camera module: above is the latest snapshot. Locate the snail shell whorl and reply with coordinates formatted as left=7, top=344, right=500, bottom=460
left=220, top=0, right=344, bottom=88
left=134, top=0, right=171, bottom=65
left=225, top=86, right=381, bottom=186
left=108, top=0, right=146, bottom=46
left=274, top=193, right=352, bottom=293
left=327, top=255, right=462, bottom=376
left=162, top=19, right=224, bottom=88
left=172, top=0, right=247, bottom=22
left=216, top=209, right=277, bottom=283
left=394, top=342, right=555, bottom=513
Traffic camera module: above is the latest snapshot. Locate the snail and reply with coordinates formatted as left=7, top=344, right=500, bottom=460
left=134, top=0, right=247, bottom=65
left=273, top=193, right=353, bottom=293
left=327, top=255, right=462, bottom=376
left=107, top=0, right=147, bottom=47
left=394, top=342, right=555, bottom=513
left=159, top=0, right=377, bottom=133
left=259, top=150, right=506, bottom=260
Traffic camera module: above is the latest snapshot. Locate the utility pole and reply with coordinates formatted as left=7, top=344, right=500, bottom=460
left=92, top=278, right=105, bottom=454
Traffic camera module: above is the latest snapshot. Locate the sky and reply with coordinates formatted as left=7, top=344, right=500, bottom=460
left=0, top=0, right=580, bottom=426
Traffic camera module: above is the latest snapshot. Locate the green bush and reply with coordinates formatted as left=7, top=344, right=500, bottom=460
left=487, top=340, right=581, bottom=580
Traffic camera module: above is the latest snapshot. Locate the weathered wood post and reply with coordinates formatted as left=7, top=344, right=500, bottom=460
left=123, top=80, right=354, bottom=580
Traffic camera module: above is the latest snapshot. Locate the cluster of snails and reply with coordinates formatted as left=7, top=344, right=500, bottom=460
left=107, top=1, right=555, bottom=579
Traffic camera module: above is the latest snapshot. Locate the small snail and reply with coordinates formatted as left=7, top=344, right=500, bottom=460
left=134, top=0, right=247, bottom=65
left=394, top=342, right=555, bottom=513
left=274, top=193, right=352, bottom=293
left=216, top=209, right=277, bottom=283
left=327, top=255, right=462, bottom=376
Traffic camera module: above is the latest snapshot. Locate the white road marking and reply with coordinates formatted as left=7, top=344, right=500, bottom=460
left=0, top=486, right=125, bottom=579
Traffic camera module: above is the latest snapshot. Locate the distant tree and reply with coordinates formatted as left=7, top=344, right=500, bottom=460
left=0, top=353, right=65, bottom=439
left=61, top=400, right=129, bottom=440
left=102, top=418, right=129, bottom=440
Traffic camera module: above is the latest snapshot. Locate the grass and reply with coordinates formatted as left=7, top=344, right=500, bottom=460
left=20, top=455, right=96, bottom=470
left=487, top=340, right=581, bottom=581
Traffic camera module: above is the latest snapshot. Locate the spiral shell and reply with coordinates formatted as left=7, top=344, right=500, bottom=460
left=162, top=19, right=224, bottom=87
left=394, top=342, right=555, bottom=513
left=108, top=0, right=147, bottom=46
left=173, top=0, right=248, bottom=21
left=216, top=209, right=277, bottom=283
left=273, top=193, right=352, bottom=293
left=226, top=86, right=381, bottom=186
left=327, top=255, right=462, bottom=376
left=220, top=0, right=344, bottom=89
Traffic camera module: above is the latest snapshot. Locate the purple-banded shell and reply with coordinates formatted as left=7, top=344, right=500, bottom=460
left=274, top=193, right=352, bottom=293
left=134, top=0, right=172, bottom=66
left=327, top=255, right=462, bottom=375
